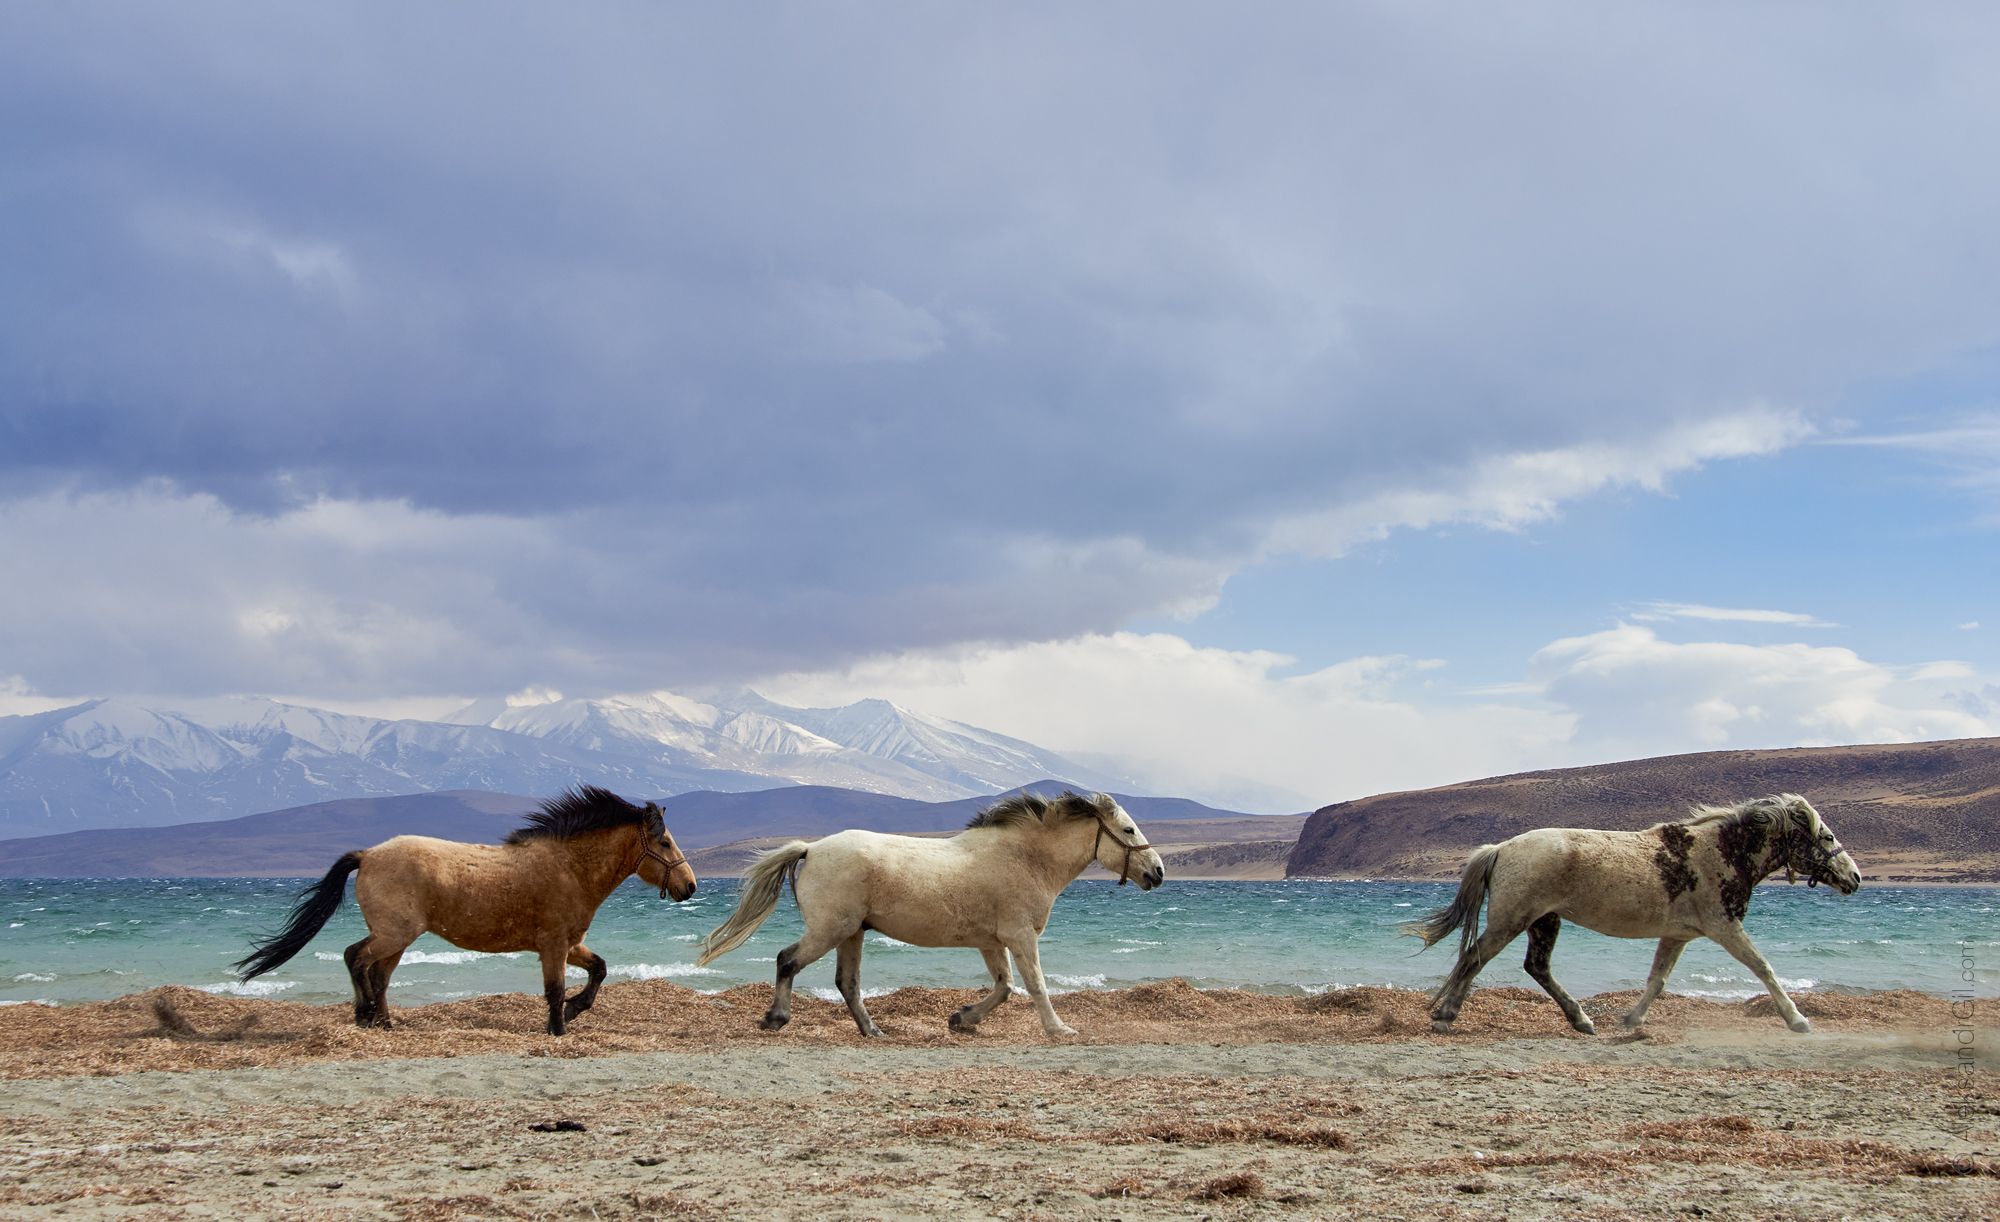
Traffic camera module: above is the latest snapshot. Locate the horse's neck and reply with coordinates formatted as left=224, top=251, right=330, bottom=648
left=1027, top=820, right=1100, bottom=887
left=1704, top=818, right=1787, bottom=883
left=545, top=830, right=640, bottom=899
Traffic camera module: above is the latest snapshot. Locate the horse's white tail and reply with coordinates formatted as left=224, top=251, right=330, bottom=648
left=695, top=841, right=810, bottom=966
left=1402, top=844, right=1501, bottom=959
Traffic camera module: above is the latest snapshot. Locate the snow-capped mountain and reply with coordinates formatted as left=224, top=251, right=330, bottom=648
left=0, top=690, right=1126, bottom=837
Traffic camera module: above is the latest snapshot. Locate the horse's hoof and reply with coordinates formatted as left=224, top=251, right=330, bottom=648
left=1431, top=1019, right=1455, bottom=1034
left=1573, top=1019, right=1597, bottom=1035
left=1620, top=1014, right=1645, bottom=1031
left=1044, top=1023, right=1078, bottom=1039
left=860, top=1024, right=884, bottom=1039
left=948, top=1009, right=977, bottom=1034
left=759, top=1013, right=790, bottom=1032
left=1788, top=1017, right=1812, bottom=1034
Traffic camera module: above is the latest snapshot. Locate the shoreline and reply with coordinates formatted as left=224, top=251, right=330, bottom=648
left=0, top=980, right=1992, bottom=1218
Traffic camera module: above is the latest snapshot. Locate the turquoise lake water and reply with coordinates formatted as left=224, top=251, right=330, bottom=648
left=2, top=878, right=1993, bottom=1009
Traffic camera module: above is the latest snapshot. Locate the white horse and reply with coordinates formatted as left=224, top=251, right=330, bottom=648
left=695, top=790, right=1165, bottom=1038
left=1407, top=794, right=1860, bottom=1035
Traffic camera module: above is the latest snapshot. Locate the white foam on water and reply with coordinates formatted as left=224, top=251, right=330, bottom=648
left=870, top=934, right=911, bottom=948
left=670, top=933, right=700, bottom=942
left=12, top=972, right=55, bottom=983
left=1047, top=973, right=1106, bottom=990
left=1116, top=939, right=1162, bottom=947
left=7, top=923, right=23, bottom=929
left=402, top=950, right=525, bottom=966
left=610, top=962, right=722, bottom=980
left=198, top=980, right=296, bottom=997
left=806, top=986, right=894, bottom=1002
left=0, top=999, right=56, bottom=1007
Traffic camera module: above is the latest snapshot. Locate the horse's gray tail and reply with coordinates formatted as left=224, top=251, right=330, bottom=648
left=695, top=841, right=809, bottom=967
left=234, top=851, right=364, bottom=979
left=1402, top=844, right=1501, bottom=960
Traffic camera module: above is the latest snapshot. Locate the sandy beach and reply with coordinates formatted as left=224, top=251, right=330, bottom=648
left=0, top=981, right=1994, bottom=1219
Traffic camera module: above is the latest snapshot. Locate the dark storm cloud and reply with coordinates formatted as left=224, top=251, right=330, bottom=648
left=4, top=3, right=1999, bottom=696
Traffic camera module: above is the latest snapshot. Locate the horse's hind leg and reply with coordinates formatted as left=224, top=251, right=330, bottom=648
left=950, top=946, right=1012, bottom=1035
left=1523, top=914, right=1594, bottom=1034
left=834, top=931, right=882, bottom=1038
left=1621, top=938, right=1688, bottom=1030
left=1430, top=922, right=1531, bottom=1033
left=343, top=934, right=410, bottom=1028
left=343, top=938, right=375, bottom=1025
left=1709, top=922, right=1812, bottom=1033
left=762, top=926, right=845, bottom=1032
left=365, top=947, right=406, bottom=1029
left=562, top=943, right=608, bottom=1023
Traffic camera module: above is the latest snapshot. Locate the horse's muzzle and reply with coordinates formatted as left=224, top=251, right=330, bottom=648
left=1137, top=865, right=1165, bottom=891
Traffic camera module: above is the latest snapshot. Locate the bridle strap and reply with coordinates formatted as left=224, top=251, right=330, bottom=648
left=642, top=845, right=688, bottom=896
left=1777, top=821, right=1841, bottom=888
left=1093, top=820, right=1155, bottom=886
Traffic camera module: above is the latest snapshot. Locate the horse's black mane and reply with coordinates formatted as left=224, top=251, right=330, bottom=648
left=967, top=789, right=1113, bottom=830
left=505, top=785, right=655, bottom=845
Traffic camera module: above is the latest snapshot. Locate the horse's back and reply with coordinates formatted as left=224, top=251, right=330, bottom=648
left=351, top=836, right=542, bottom=948
left=794, top=828, right=1008, bottom=949
left=1494, top=824, right=1691, bottom=938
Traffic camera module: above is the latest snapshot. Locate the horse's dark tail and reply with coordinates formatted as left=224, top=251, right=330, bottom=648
left=234, top=851, right=364, bottom=980
left=1401, top=844, right=1500, bottom=960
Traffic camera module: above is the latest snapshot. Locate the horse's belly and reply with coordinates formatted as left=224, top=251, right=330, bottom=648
left=864, top=912, right=992, bottom=951
left=1560, top=904, right=1698, bottom=941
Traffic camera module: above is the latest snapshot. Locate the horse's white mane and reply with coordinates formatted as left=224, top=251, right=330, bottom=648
left=1682, top=793, right=1817, bottom=830
left=967, top=789, right=1115, bottom=831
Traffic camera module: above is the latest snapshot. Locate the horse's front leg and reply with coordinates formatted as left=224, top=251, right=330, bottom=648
left=1708, top=922, right=1811, bottom=1032
left=538, top=945, right=570, bottom=1036
left=1622, top=937, right=1689, bottom=1030
left=562, top=943, right=608, bottom=1023
left=1004, top=932, right=1074, bottom=1038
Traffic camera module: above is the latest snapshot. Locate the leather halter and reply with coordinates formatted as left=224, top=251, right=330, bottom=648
left=642, top=845, right=689, bottom=897
left=1777, top=821, right=1845, bottom=889
left=1092, top=818, right=1157, bottom=886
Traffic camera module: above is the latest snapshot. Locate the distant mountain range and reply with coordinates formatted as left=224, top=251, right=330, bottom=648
left=1285, top=736, right=2000, bottom=884
left=0, top=691, right=1129, bottom=837
left=0, top=784, right=1294, bottom=878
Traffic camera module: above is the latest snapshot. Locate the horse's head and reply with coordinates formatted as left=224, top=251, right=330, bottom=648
left=1088, top=795, right=1166, bottom=891
left=638, top=803, right=699, bottom=901
left=1779, top=795, right=1860, bottom=894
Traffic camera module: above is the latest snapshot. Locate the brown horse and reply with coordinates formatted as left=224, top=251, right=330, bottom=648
left=235, top=786, right=698, bottom=1034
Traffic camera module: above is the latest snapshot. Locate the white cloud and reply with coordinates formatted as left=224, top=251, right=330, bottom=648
left=758, top=631, right=1573, bottom=812
left=1961, top=621, right=1982, bottom=631
left=759, top=621, right=1998, bottom=812
left=1633, top=602, right=1836, bottom=628
left=0, top=676, right=76, bottom=719
left=1530, top=624, right=1995, bottom=756
left=1260, top=406, right=1813, bottom=559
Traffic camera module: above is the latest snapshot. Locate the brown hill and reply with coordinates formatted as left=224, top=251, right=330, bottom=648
left=1285, top=737, right=2000, bottom=883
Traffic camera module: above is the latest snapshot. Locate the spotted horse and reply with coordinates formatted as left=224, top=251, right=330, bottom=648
left=1406, top=794, right=1860, bottom=1035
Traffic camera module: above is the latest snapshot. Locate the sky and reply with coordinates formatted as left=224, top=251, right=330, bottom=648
left=2, top=4, right=1997, bottom=811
